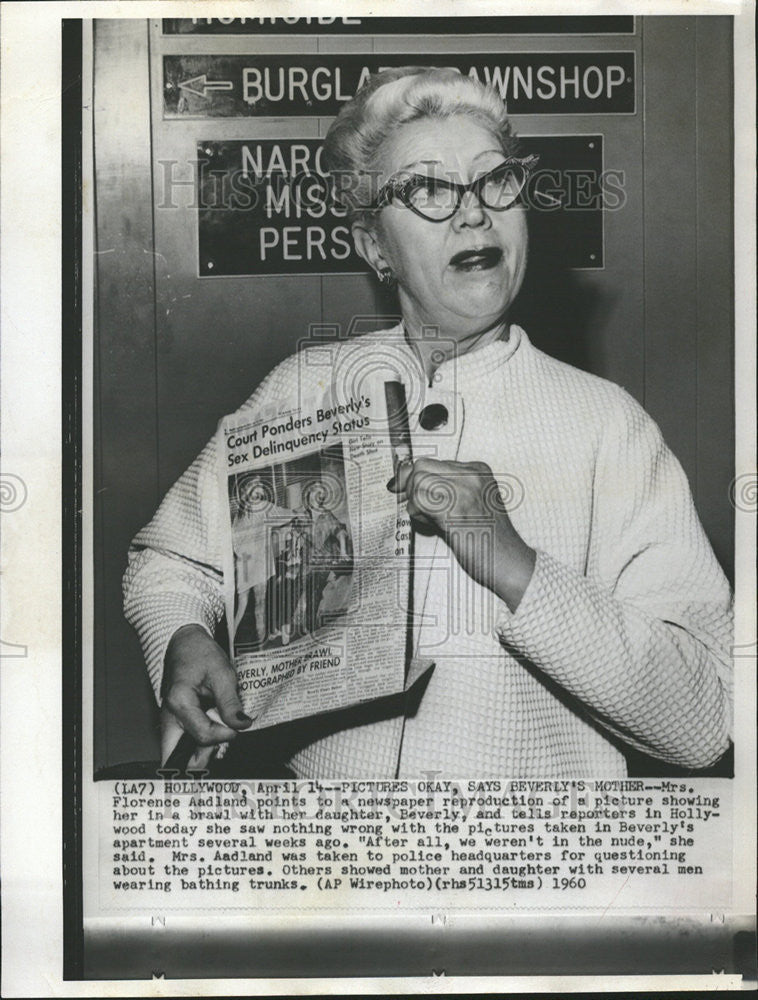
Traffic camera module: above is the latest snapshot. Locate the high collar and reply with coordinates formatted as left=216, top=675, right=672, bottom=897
left=360, top=322, right=527, bottom=393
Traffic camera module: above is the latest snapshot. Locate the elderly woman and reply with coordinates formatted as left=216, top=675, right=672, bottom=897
left=124, top=67, right=732, bottom=778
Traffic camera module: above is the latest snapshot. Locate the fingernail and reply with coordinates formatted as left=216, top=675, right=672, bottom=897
left=386, top=477, right=396, bottom=491
left=237, top=711, right=253, bottom=724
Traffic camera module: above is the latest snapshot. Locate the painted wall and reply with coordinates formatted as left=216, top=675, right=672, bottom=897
left=93, top=17, right=734, bottom=771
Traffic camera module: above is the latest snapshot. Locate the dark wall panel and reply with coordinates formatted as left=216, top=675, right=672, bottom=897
left=695, top=18, right=734, bottom=579
left=642, top=17, right=699, bottom=485
left=93, top=20, right=162, bottom=768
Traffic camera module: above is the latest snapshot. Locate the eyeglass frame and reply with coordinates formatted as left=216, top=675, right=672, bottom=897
left=365, top=153, right=540, bottom=222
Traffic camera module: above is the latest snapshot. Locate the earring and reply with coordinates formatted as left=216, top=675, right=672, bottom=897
left=378, top=267, right=395, bottom=287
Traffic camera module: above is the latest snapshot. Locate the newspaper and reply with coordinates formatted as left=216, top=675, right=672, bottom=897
left=218, top=378, right=430, bottom=731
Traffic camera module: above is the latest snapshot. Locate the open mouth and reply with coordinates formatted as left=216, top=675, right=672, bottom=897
left=449, top=246, right=503, bottom=271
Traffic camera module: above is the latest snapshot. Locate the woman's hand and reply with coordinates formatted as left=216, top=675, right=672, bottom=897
left=163, top=625, right=253, bottom=745
left=388, top=458, right=536, bottom=612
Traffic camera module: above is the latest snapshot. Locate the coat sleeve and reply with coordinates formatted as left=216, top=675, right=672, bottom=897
left=122, top=434, right=226, bottom=703
left=123, top=354, right=304, bottom=703
left=495, top=388, right=733, bottom=769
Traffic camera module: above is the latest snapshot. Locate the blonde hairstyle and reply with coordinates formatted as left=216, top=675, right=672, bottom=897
left=323, top=67, right=519, bottom=225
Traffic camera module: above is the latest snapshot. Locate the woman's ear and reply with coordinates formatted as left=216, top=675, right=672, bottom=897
left=352, top=220, right=391, bottom=277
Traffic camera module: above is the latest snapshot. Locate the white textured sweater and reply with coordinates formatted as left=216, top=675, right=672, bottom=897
left=123, top=325, right=733, bottom=778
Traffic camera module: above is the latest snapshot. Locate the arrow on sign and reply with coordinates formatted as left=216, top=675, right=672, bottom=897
left=178, top=74, right=234, bottom=100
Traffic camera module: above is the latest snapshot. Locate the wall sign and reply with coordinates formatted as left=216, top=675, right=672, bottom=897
left=162, top=16, right=635, bottom=36
left=164, top=53, right=635, bottom=118
left=193, top=135, right=608, bottom=276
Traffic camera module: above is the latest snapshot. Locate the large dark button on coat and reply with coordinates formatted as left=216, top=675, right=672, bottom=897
left=419, top=403, right=449, bottom=431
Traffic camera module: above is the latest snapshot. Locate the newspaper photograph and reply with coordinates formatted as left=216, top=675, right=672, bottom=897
left=0, top=1, right=755, bottom=996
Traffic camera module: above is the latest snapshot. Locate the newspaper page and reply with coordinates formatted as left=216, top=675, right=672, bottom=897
left=0, top=2, right=755, bottom=997
left=215, top=380, right=428, bottom=733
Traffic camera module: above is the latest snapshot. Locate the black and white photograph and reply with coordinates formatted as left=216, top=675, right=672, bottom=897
left=230, top=450, right=354, bottom=653
left=0, top=1, right=755, bottom=993
left=98, top=14, right=736, bottom=782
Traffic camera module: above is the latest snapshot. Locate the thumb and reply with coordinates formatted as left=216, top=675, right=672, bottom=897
left=387, top=458, right=413, bottom=493
left=209, top=665, right=253, bottom=730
